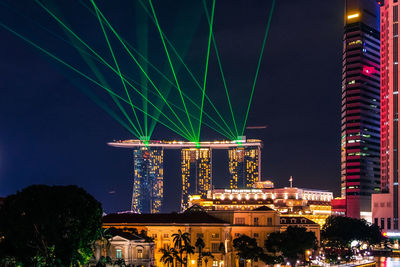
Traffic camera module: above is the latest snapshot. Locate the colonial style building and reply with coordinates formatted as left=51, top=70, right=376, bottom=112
left=101, top=205, right=320, bottom=267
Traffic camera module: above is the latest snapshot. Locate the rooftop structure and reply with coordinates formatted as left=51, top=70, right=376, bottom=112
left=108, top=138, right=263, bottom=149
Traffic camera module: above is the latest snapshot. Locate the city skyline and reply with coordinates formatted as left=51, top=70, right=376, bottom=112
left=0, top=0, right=344, bottom=213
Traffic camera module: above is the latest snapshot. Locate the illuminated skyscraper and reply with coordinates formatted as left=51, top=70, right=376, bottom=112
left=181, top=148, right=211, bottom=210
left=132, top=147, right=163, bottom=213
left=372, top=0, right=400, bottom=232
left=229, top=146, right=260, bottom=189
left=340, top=0, right=381, bottom=220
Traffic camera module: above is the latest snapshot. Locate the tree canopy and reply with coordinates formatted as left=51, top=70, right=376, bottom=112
left=321, top=215, right=384, bottom=249
left=0, top=185, right=103, bottom=266
left=265, top=226, right=317, bottom=266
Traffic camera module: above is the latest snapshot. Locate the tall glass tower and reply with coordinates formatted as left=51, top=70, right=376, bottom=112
left=228, top=146, right=260, bottom=189
left=341, top=0, right=380, bottom=220
left=132, top=147, right=163, bottom=213
left=181, top=148, right=211, bottom=211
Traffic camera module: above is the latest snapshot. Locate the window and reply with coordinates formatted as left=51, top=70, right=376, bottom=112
left=211, top=243, right=220, bottom=253
left=381, top=218, right=385, bottom=229
left=254, top=233, right=259, bottom=238
left=235, top=217, right=245, bottom=225
left=211, top=233, right=219, bottom=239
left=116, top=249, right=122, bottom=259
left=163, top=233, right=169, bottom=238
left=254, top=217, right=259, bottom=226
left=267, top=217, right=273, bottom=226
left=152, top=234, right=157, bottom=239
left=137, top=249, right=143, bottom=259
left=213, top=260, right=219, bottom=267
left=196, top=233, right=204, bottom=238
left=388, top=218, right=392, bottom=230
left=374, top=218, right=378, bottom=225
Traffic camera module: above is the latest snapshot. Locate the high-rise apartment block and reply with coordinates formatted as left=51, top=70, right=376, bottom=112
left=181, top=148, right=212, bottom=210
left=340, top=0, right=381, bottom=220
left=132, top=147, right=164, bottom=213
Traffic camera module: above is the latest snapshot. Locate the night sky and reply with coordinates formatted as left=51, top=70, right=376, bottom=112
left=0, top=0, right=344, bottom=213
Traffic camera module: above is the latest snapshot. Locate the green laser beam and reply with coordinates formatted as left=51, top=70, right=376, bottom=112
left=89, top=0, right=195, bottom=140
left=203, top=0, right=239, bottom=138
left=35, top=0, right=193, bottom=139
left=198, top=0, right=216, bottom=141
left=138, top=0, right=237, bottom=140
left=92, top=1, right=144, bottom=137
left=79, top=0, right=236, bottom=139
left=241, top=0, right=276, bottom=136
left=0, top=22, right=195, bottom=140
left=148, top=0, right=196, bottom=140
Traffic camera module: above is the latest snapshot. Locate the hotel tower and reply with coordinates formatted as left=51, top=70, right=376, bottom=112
left=340, top=0, right=381, bottom=220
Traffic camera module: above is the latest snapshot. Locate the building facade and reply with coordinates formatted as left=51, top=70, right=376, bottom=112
left=132, top=147, right=163, bottom=213
left=181, top=148, right=212, bottom=211
left=189, top=183, right=333, bottom=227
left=102, top=206, right=320, bottom=267
left=372, top=0, right=400, bottom=233
left=228, top=146, right=261, bottom=189
left=92, top=228, right=155, bottom=266
left=341, top=0, right=381, bottom=220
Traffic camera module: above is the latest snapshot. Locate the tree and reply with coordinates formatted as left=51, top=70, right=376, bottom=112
left=160, top=245, right=175, bottom=267
left=321, top=216, right=384, bottom=262
left=184, top=245, right=195, bottom=266
left=0, top=185, right=103, bottom=266
left=265, top=227, right=317, bottom=266
left=195, top=237, right=205, bottom=267
left=233, top=234, right=264, bottom=267
left=172, top=229, right=191, bottom=266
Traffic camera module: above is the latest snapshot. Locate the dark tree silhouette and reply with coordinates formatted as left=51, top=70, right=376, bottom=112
left=0, top=185, right=102, bottom=266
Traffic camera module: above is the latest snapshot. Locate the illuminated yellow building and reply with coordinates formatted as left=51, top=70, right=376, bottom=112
left=229, top=146, right=260, bottom=189
left=181, top=148, right=211, bottom=211
left=103, top=206, right=233, bottom=267
left=189, top=182, right=333, bottom=227
left=102, top=206, right=321, bottom=266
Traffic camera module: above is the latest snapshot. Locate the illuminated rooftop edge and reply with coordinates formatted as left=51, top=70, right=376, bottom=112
left=108, top=139, right=263, bottom=149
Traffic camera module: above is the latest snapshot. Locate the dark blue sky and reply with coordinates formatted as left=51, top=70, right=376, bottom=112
left=0, top=0, right=343, bottom=213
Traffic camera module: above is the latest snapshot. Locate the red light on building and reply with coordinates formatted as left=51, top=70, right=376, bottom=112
left=362, top=66, right=376, bottom=76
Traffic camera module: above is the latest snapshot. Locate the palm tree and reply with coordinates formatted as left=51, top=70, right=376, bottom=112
left=201, top=252, right=214, bottom=267
left=195, top=237, right=205, bottom=267
left=160, top=246, right=174, bottom=267
left=172, top=230, right=191, bottom=266
left=184, top=245, right=195, bottom=266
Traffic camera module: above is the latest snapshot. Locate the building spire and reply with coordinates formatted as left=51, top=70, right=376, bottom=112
left=289, top=176, right=293, bottom=188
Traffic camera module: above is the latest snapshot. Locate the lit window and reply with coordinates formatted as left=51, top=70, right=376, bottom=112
left=163, top=234, right=169, bottom=238
left=213, top=260, right=219, bottom=266
left=116, top=249, right=122, bottom=259
left=137, top=248, right=143, bottom=259
left=211, top=233, right=219, bottom=238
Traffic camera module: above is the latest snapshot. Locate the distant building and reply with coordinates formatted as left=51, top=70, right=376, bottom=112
left=372, top=0, right=400, bottom=234
left=132, top=147, right=163, bottom=213
left=340, top=0, right=381, bottom=221
left=188, top=181, right=333, bottom=227
left=181, top=148, right=212, bottom=211
left=92, top=228, right=155, bottom=266
left=331, top=197, right=346, bottom=216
